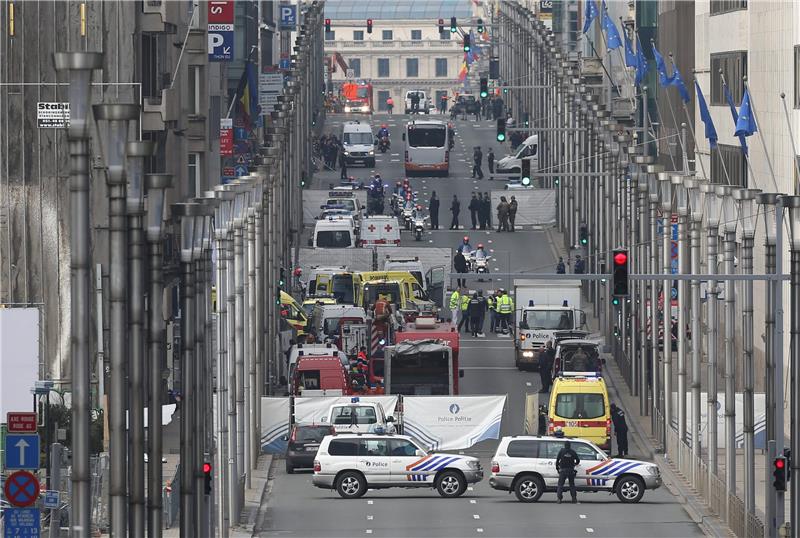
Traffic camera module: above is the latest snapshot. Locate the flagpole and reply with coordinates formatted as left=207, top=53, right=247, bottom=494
left=616, top=18, right=636, bottom=109
left=720, top=71, right=758, bottom=185
left=743, top=76, right=779, bottom=192
left=780, top=92, right=800, bottom=195
left=679, top=97, right=708, bottom=180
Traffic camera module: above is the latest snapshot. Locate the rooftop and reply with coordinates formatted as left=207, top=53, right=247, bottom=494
left=324, top=0, right=473, bottom=21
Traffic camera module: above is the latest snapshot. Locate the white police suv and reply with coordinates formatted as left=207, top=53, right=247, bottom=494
left=312, top=433, right=483, bottom=499
left=489, top=435, right=661, bottom=503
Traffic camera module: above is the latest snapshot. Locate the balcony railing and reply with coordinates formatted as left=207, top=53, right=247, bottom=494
left=326, top=40, right=460, bottom=50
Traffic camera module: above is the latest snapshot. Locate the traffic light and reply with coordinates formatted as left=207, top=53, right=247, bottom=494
left=773, top=456, right=787, bottom=491
left=279, top=268, right=286, bottom=288
left=463, top=34, right=471, bottom=52
left=489, top=58, right=500, bottom=80
left=521, top=159, right=531, bottom=186
left=480, top=77, right=488, bottom=99
left=496, top=118, right=506, bottom=142
left=325, top=18, right=331, bottom=33
left=450, top=17, right=457, bottom=33
left=276, top=287, right=282, bottom=305
left=477, top=18, right=484, bottom=33
left=503, top=87, right=509, bottom=95
left=579, top=224, right=589, bottom=246
left=612, top=248, right=630, bottom=298
left=366, top=19, right=373, bottom=33
left=203, top=462, right=212, bottom=495
left=438, top=18, right=444, bottom=33
left=523, top=112, right=530, bottom=127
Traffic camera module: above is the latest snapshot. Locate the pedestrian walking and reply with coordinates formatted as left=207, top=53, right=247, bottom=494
left=483, top=192, right=492, bottom=229
left=467, top=292, right=482, bottom=337
left=472, top=146, right=484, bottom=179
left=538, top=340, right=555, bottom=392
left=450, top=195, right=461, bottom=230
left=556, top=440, right=580, bottom=504
left=496, top=196, right=510, bottom=232
left=449, top=288, right=461, bottom=325
left=339, top=149, right=348, bottom=180
left=429, top=191, right=440, bottom=229
left=386, top=96, right=394, bottom=114
left=468, top=193, right=480, bottom=230
left=610, top=403, right=629, bottom=457
left=509, top=195, right=518, bottom=231
left=454, top=250, right=468, bottom=288
left=574, top=255, right=586, bottom=274
left=556, top=257, right=566, bottom=274
left=487, top=148, right=495, bottom=176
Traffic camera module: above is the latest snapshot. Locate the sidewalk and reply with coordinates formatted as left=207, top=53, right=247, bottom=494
left=545, top=228, right=734, bottom=538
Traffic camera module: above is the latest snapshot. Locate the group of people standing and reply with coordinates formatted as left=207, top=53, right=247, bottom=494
left=446, top=193, right=517, bottom=232
left=466, top=192, right=494, bottom=230
left=316, top=132, right=343, bottom=171
left=448, top=287, right=514, bottom=337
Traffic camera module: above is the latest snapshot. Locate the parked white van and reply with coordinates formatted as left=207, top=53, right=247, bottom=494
left=359, top=215, right=401, bottom=247
left=495, top=134, right=539, bottom=178
left=341, top=121, right=376, bottom=168
left=311, top=217, right=356, bottom=248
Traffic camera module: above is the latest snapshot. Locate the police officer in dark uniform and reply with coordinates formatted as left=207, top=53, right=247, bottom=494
left=538, top=340, right=555, bottom=393
left=555, top=440, right=580, bottom=504
left=610, top=403, right=629, bottom=457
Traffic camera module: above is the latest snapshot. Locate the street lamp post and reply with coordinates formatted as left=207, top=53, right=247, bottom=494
left=125, top=139, right=155, bottom=538
left=672, top=175, right=688, bottom=449
left=647, top=172, right=660, bottom=431
left=685, top=177, right=706, bottom=487
left=658, top=172, right=673, bottom=448
left=94, top=102, right=140, bottom=538
left=145, top=173, right=173, bottom=537
left=701, top=182, right=722, bottom=478
left=53, top=51, right=103, bottom=536
left=733, top=187, right=760, bottom=518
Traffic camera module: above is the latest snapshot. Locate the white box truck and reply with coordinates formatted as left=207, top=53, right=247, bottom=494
left=513, top=279, right=586, bottom=370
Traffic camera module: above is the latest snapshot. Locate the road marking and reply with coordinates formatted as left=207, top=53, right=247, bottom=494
left=476, top=529, right=484, bottom=534
left=526, top=382, right=532, bottom=386
left=579, top=514, right=587, bottom=519
left=473, top=514, right=481, bottom=520
left=367, top=500, right=373, bottom=505
left=468, top=486, right=474, bottom=491
left=470, top=499, right=477, bottom=504
left=391, top=153, right=400, bottom=157
left=586, top=529, right=594, bottom=534
left=366, top=530, right=373, bottom=535
left=367, top=515, right=374, bottom=521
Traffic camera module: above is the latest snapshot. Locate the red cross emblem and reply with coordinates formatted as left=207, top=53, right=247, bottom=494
left=368, top=225, right=376, bottom=232
left=384, top=224, right=393, bottom=232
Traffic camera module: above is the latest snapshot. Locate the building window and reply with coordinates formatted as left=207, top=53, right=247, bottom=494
left=377, top=90, right=390, bottom=111
left=188, top=65, right=201, bottom=115
left=325, top=30, right=335, bottom=41
left=411, top=29, right=422, bottom=40
left=710, top=51, right=747, bottom=105
left=382, top=30, right=393, bottom=41
left=711, top=144, right=747, bottom=187
left=795, top=46, right=800, bottom=109
left=188, top=152, right=203, bottom=197
left=353, top=30, right=364, bottom=41
left=710, top=0, right=747, bottom=15
left=439, top=31, right=451, bottom=40
left=377, top=58, right=390, bottom=78
left=406, top=58, right=419, bottom=78
left=435, top=58, right=448, bottom=77
left=349, top=58, right=361, bottom=78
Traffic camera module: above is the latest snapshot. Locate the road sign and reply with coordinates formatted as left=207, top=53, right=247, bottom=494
left=279, top=58, right=291, bottom=70
left=234, top=165, right=248, bottom=177
left=7, top=412, right=37, bottom=433
left=208, top=0, right=234, bottom=24
left=208, top=24, right=234, bottom=61
left=220, top=118, right=233, bottom=156
left=4, top=471, right=40, bottom=507
left=222, top=167, right=235, bottom=177
left=346, top=68, right=355, bottom=79
left=3, top=508, right=40, bottom=537
left=42, top=490, right=60, bottom=509
left=279, top=4, right=297, bottom=31
left=259, top=73, right=284, bottom=109
left=4, top=434, right=40, bottom=470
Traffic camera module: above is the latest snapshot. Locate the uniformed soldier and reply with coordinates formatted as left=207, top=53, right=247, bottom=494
left=555, top=440, right=581, bottom=504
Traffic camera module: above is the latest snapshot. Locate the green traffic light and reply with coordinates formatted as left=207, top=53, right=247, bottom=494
left=581, top=238, right=588, bottom=245
left=450, top=27, right=457, bottom=33
left=521, top=177, right=531, bottom=186
left=480, top=90, right=488, bottom=98
left=612, top=297, right=620, bottom=306
left=496, top=133, right=506, bottom=142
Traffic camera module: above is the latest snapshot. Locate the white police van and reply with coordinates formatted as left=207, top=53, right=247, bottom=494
left=312, top=433, right=483, bottom=498
left=489, top=435, right=661, bottom=503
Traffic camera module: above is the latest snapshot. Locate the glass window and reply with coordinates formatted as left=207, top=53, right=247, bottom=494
left=382, top=30, right=393, bottom=40
left=407, top=125, right=446, bottom=148
left=406, top=58, right=419, bottom=78
left=439, top=30, right=451, bottom=40
left=315, top=230, right=353, bottom=248
left=710, top=51, right=747, bottom=105
left=523, top=310, right=574, bottom=330
left=298, top=370, right=321, bottom=390
left=331, top=406, right=378, bottom=426
left=710, top=0, right=747, bottom=15
left=435, top=58, right=448, bottom=77
left=411, top=29, right=422, bottom=40
left=572, top=443, right=604, bottom=461
left=377, top=58, right=390, bottom=78
left=329, top=439, right=359, bottom=456
left=540, top=441, right=566, bottom=459
left=294, top=425, right=331, bottom=443
left=349, top=58, right=361, bottom=78
left=711, top=144, right=747, bottom=187
left=358, top=438, right=389, bottom=457
left=353, top=30, right=364, bottom=41
left=188, top=152, right=202, bottom=198
left=343, top=132, right=374, bottom=145
left=555, top=393, right=605, bottom=419
left=325, top=30, right=335, bottom=41
left=507, top=440, right=540, bottom=458
left=389, top=439, right=420, bottom=456
left=377, top=90, right=390, bottom=111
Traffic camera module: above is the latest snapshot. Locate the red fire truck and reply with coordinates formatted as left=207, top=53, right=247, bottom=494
left=341, top=81, right=374, bottom=114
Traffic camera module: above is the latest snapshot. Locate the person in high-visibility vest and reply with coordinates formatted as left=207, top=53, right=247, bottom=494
left=497, top=289, right=514, bottom=334
left=449, top=288, right=461, bottom=326
left=487, top=292, right=497, bottom=333
left=458, top=290, right=471, bottom=333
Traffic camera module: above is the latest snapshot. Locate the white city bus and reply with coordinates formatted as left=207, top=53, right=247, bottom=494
left=403, top=119, right=450, bottom=177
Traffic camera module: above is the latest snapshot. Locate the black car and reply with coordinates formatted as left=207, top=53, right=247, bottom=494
left=284, top=424, right=335, bottom=473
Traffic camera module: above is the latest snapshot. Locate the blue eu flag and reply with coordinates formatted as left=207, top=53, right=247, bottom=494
left=735, top=88, right=757, bottom=138
left=583, top=0, right=599, bottom=34
left=694, top=81, right=717, bottom=149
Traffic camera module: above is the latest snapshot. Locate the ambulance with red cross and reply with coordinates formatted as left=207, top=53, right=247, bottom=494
left=359, top=215, right=401, bottom=247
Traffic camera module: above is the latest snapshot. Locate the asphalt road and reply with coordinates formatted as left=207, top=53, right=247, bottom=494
left=257, top=112, right=705, bottom=537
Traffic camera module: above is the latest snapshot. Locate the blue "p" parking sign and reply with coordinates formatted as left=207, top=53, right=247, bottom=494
left=279, top=5, right=297, bottom=31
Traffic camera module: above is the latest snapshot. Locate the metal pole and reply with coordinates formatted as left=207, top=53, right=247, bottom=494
left=703, top=183, right=721, bottom=479
left=637, top=177, right=650, bottom=416
left=774, top=201, right=786, bottom=535
left=180, top=261, right=195, bottom=537
left=49, top=443, right=64, bottom=538
left=225, top=225, right=240, bottom=523
left=660, top=174, right=672, bottom=449
left=674, top=177, right=688, bottom=449
left=234, top=211, right=246, bottom=484
left=194, top=251, right=206, bottom=535
left=54, top=51, right=102, bottom=537
left=688, top=199, right=703, bottom=486
left=649, top=196, right=659, bottom=429
left=783, top=196, right=800, bottom=538
left=94, top=103, right=139, bottom=538
left=246, top=209, right=257, bottom=484
left=146, top=174, right=172, bottom=538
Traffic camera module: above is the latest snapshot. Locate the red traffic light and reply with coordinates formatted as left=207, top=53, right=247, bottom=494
left=203, top=462, right=212, bottom=473
left=325, top=18, right=330, bottom=24
left=614, top=252, right=628, bottom=265
left=775, top=458, right=786, bottom=469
